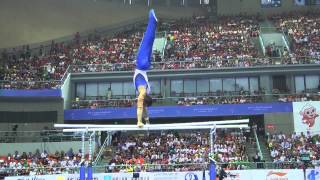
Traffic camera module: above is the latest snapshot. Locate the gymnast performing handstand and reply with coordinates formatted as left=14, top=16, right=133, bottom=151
left=133, top=9, right=158, bottom=128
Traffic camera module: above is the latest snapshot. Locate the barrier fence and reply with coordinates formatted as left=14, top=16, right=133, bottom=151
left=70, top=56, right=320, bottom=73
left=71, top=92, right=320, bottom=108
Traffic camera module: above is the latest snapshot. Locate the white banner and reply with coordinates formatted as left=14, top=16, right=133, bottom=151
left=293, top=101, right=320, bottom=133
left=225, top=169, right=303, bottom=180
left=5, top=169, right=303, bottom=180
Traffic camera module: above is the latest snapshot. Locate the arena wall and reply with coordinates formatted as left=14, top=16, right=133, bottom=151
left=0, top=0, right=203, bottom=48
left=0, top=141, right=88, bottom=156
left=264, top=112, right=294, bottom=134
left=0, top=100, right=64, bottom=130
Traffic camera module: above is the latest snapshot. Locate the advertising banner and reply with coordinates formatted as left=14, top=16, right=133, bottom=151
left=224, top=169, right=303, bottom=180
left=0, top=89, right=61, bottom=97
left=4, top=171, right=208, bottom=180
left=306, top=168, right=320, bottom=180
left=293, top=101, right=320, bottom=133
left=65, top=102, right=293, bottom=120
left=5, top=169, right=303, bottom=180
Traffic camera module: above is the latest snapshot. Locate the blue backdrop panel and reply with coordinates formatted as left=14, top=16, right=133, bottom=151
left=0, top=89, right=61, bottom=97
left=80, top=166, right=85, bottom=180
left=65, top=102, right=293, bottom=121
left=210, top=161, right=216, bottom=180
left=87, top=166, right=93, bottom=180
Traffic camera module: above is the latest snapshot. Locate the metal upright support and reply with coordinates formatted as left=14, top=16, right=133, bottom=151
left=209, top=124, right=217, bottom=180
left=81, top=132, right=85, bottom=162
left=210, top=125, right=216, bottom=155
left=80, top=131, right=86, bottom=180
left=89, top=131, right=95, bottom=162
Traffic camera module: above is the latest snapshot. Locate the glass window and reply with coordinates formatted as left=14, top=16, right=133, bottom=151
left=123, top=82, right=135, bottom=96
left=305, top=75, right=319, bottom=91
left=236, top=78, right=249, bottom=92
left=184, top=80, right=196, bottom=95
left=295, top=76, right=305, bottom=93
left=171, top=80, right=183, bottom=96
left=210, top=79, right=222, bottom=93
left=197, top=79, right=209, bottom=94
left=76, top=83, right=85, bottom=99
left=150, top=80, right=161, bottom=95
left=111, top=82, right=123, bottom=96
left=85, top=83, right=98, bottom=97
left=223, top=78, right=235, bottom=92
left=249, top=77, right=259, bottom=93
left=98, top=82, right=110, bottom=97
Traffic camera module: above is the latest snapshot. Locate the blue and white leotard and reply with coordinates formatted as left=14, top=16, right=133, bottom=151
left=133, top=9, right=158, bottom=94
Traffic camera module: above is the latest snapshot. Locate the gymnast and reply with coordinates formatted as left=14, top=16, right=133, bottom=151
left=133, top=9, right=158, bottom=128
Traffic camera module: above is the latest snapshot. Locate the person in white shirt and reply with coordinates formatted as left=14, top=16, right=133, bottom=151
left=271, top=149, right=279, bottom=158
left=41, top=150, right=48, bottom=159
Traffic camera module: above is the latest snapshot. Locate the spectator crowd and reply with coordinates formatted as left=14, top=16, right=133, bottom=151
left=107, top=131, right=248, bottom=173
left=0, top=148, right=90, bottom=177
left=271, top=12, right=320, bottom=59
left=267, top=131, right=320, bottom=169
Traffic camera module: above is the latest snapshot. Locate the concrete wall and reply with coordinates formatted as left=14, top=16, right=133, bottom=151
left=0, top=0, right=204, bottom=48
left=264, top=112, right=294, bottom=134
left=0, top=100, right=64, bottom=126
left=0, top=122, right=55, bottom=132
left=217, top=0, right=320, bottom=16
left=0, top=141, right=88, bottom=156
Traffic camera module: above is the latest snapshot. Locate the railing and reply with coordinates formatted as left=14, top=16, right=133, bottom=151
left=60, top=65, right=71, bottom=83
left=102, top=161, right=316, bottom=172
left=253, top=127, right=264, bottom=160
left=71, top=93, right=320, bottom=108
left=0, top=130, right=85, bottom=143
left=70, top=56, right=320, bottom=73
left=0, top=80, right=62, bottom=90
left=93, top=133, right=111, bottom=166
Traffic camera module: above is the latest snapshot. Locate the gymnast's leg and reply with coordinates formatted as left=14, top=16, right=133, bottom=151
left=136, top=9, right=158, bottom=70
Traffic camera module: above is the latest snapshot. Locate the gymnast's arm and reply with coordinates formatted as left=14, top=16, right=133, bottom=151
left=137, top=86, right=147, bottom=123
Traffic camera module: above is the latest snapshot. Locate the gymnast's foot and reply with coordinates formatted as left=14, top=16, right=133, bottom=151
left=137, top=121, right=144, bottom=128
left=149, top=9, right=158, bottom=23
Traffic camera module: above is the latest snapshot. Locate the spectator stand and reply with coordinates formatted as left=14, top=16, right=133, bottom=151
left=267, top=131, right=320, bottom=169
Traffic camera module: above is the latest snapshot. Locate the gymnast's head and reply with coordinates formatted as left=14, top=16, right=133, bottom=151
left=144, top=95, right=153, bottom=107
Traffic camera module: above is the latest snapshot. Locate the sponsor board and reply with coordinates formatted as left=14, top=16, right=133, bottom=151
left=4, top=174, right=102, bottom=180
left=306, top=168, right=320, bottom=180
left=4, top=172, right=206, bottom=180
left=5, top=169, right=303, bottom=180
left=293, top=101, right=320, bottom=133
left=225, top=169, right=303, bottom=180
